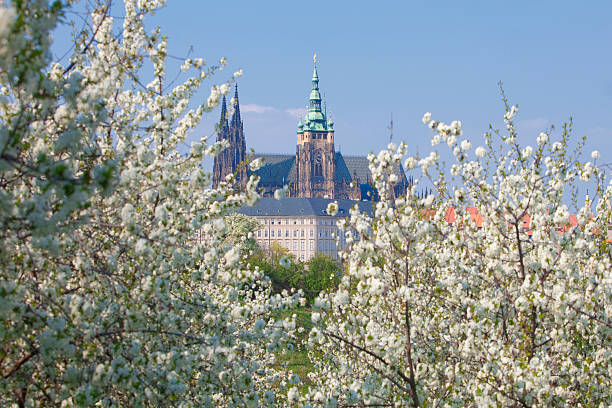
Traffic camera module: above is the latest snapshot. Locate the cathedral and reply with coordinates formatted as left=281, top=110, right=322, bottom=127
left=212, top=62, right=410, bottom=200
left=212, top=86, right=247, bottom=187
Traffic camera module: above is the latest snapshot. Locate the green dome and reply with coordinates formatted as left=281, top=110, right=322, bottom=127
left=307, top=111, right=324, bottom=122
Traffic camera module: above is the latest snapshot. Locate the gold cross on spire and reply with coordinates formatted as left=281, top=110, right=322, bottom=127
left=313, top=53, right=317, bottom=65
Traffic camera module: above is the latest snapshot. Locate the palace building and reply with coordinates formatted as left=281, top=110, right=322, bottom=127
left=239, top=197, right=374, bottom=261
left=213, top=61, right=410, bottom=200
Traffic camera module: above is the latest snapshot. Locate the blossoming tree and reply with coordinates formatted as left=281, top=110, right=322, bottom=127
left=0, top=1, right=299, bottom=406
left=304, top=96, right=611, bottom=406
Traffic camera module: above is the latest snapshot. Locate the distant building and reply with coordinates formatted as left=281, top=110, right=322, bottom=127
left=212, top=86, right=247, bottom=189
left=239, top=197, right=373, bottom=261
left=212, top=61, right=411, bottom=199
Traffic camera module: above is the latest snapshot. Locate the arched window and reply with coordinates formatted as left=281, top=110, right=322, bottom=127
left=314, top=153, right=323, bottom=177
left=314, top=163, right=322, bottom=177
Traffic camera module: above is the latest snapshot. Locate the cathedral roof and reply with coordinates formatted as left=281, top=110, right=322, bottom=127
left=250, top=152, right=403, bottom=189
left=251, top=154, right=296, bottom=185
left=340, top=155, right=371, bottom=183
left=334, top=152, right=353, bottom=183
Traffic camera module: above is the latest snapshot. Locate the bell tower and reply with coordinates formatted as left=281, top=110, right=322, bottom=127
left=295, top=56, right=336, bottom=198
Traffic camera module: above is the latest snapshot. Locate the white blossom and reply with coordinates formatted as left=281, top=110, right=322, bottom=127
left=0, top=4, right=16, bottom=40
left=475, top=146, right=486, bottom=158
left=537, top=132, right=548, bottom=146
left=0, top=2, right=301, bottom=405
left=305, top=104, right=611, bottom=407
left=327, top=201, right=339, bottom=216
left=460, top=139, right=472, bottom=151
left=249, top=157, right=265, bottom=171
left=404, top=156, right=417, bottom=170
left=504, top=104, right=518, bottom=121
left=274, top=184, right=289, bottom=200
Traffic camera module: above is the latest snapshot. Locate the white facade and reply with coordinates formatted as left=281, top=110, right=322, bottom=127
left=253, top=215, right=346, bottom=261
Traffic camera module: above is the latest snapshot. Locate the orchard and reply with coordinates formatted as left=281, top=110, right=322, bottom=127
left=0, top=1, right=609, bottom=407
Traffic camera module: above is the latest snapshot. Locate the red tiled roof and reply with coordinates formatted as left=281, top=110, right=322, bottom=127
left=445, top=207, right=456, bottom=224
left=418, top=206, right=610, bottom=241
left=466, top=206, right=484, bottom=228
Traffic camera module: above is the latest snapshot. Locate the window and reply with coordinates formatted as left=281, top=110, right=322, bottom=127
left=301, top=230, right=305, bottom=237
left=285, top=230, right=289, bottom=237
left=257, top=230, right=261, bottom=237
left=278, top=229, right=281, bottom=237
left=310, top=219, right=313, bottom=225
left=293, top=230, right=297, bottom=237
left=264, top=219, right=268, bottom=225
left=301, top=241, right=305, bottom=250
left=294, top=220, right=297, bottom=224
left=310, top=229, right=313, bottom=237
left=271, top=219, right=275, bottom=225
left=310, top=241, right=314, bottom=250
left=301, top=219, right=304, bottom=225
left=271, top=230, right=274, bottom=237
left=293, top=241, right=297, bottom=250
left=264, top=230, right=268, bottom=237
left=285, top=219, right=289, bottom=225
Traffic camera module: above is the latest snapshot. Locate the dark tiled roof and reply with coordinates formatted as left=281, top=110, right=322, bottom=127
left=250, top=152, right=406, bottom=190
left=239, top=197, right=375, bottom=217
left=342, top=155, right=371, bottom=183
left=334, top=152, right=352, bottom=183
left=360, top=184, right=378, bottom=201
left=251, top=154, right=296, bottom=185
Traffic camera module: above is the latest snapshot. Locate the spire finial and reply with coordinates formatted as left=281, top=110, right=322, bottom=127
left=230, top=83, right=241, bottom=127
left=221, top=95, right=227, bottom=116
left=313, top=53, right=317, bottom=65
left=218, top=95, right=228, bottom=131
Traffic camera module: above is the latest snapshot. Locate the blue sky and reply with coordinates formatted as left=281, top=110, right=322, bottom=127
left=55, top=1, right=612, bottom=171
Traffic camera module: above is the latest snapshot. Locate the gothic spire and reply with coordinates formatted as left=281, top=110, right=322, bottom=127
left=231, top=83, right=241, bottom=127
left=218, top=95, right=228, bottom=136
